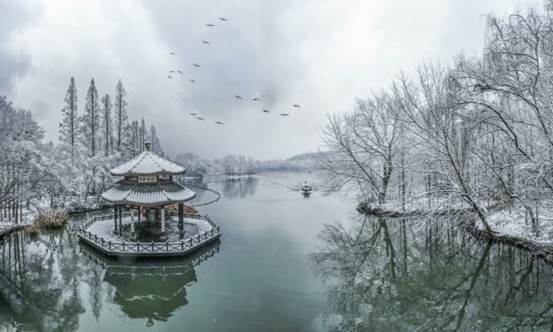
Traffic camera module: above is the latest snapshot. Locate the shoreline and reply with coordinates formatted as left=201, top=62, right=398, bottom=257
left=358, top=202, right=553, bottom=265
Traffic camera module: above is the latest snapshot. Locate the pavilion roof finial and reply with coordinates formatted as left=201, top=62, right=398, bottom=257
left=144, top=142, right=151, bottom=151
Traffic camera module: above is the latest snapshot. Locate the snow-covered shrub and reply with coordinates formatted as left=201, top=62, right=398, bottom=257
left=33, top=210, right=68, bottom=229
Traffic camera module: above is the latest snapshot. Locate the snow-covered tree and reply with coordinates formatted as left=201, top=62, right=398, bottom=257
left=175, top=152, right=211, bottom=178
left=129, top=120, right=139, bottom=156
left=100, top=94, right=113, bottom=157
left=222, top=155, right=239, bottom=176
left=114, top=80, right=128, bottom=153
left=80, top=78, right=100, bottom=157
left=139, top=118, right=146, bottom=151
left=150, top=125, right=164, bottom=156
left=0, top=97, right=48, bottom=222
left=323, top=92, right=405, bottom=205
left=59, top=77, right=79, bottom=160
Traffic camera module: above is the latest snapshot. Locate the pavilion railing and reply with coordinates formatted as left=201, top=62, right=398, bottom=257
left=80, top=242, right=220, bottom=273
left=77, top=213, right=221, bottom=255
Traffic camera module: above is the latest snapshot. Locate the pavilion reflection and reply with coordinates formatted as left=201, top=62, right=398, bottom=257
left=0, top=227, right=221, bottom=330
left=80, top=239, right=220, bottom=326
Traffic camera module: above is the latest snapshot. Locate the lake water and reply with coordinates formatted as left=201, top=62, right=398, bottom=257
left=1, top=172, right=553, bottom=331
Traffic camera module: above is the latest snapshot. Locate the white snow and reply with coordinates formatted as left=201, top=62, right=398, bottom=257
left=101, top=183, right=196, bottom=205
left=483, top=207, right=553, bottom=244
left=84, top=215, right=214, bottom=243
left=110, top=150, right=185, bottom=176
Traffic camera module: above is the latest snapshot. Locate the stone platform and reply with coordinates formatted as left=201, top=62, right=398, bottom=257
left=77, top=213, right=221, bottom=257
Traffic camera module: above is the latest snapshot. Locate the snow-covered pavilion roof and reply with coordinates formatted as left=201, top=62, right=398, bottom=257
left=101, top=181, right=196, bottom=205
left=110, top=149, right=185, bottom=176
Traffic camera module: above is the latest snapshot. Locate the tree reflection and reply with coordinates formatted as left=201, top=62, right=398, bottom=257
left=0, top=228, right=220, bottom=330
left=0, top=229, right=84, bottom=331
left=311, top=215, right=553, bottom=331
left=222, top=177, right=258, bottom=199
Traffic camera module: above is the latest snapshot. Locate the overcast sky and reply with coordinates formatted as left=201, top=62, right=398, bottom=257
left=0, top=0, right=537, bottom=159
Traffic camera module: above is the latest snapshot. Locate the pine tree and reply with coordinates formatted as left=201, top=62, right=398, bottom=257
left=114, top=80, right=128, bottom=152
left=100, top=94, right=113, bottom=157
left=80, top=78, right=100, bottom=157
left=59, top=77, right=79, bottom=159
left=150, top=125, right=164, bottom=156
left=139, top=118, right=146, bottom=151
left=130, top=120, right=139, bottom=156
left=124, top=122, right=134, bottom=157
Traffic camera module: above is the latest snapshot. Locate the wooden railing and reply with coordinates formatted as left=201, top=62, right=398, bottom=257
left=77, top=213, right=221, bottom=256
left=80, top=241, right=220, bottom=274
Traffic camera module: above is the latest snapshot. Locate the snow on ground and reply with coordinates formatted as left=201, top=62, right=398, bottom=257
left=374, top=196, right=553, bottom=245
left=196, top=218, right=213, bottom=233
left=485, top=207, right=553, bottom=244
left=368, top=194, right=472, bottom=214
left=85, top=216, right=213, bottom=243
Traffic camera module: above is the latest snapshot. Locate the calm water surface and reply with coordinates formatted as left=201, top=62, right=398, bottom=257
left=1, top=172, right=553, bottom=331
left=0, top=172, right=353, bottom=331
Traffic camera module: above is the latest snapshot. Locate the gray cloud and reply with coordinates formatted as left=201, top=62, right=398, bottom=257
left=0, top=0, right=530, bottom=159
left=0, top=0, right=40, bottom=94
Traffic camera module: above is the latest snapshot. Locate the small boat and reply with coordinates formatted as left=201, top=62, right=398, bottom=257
left=300, top=181, right=312, bottom=197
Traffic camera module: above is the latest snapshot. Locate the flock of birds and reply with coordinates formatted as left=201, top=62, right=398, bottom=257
left=166, top=16, right=302, bottom=126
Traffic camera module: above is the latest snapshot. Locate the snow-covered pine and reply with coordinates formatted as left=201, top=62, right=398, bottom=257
left=129, top=120, right=140, bottom=157
left=150, top=125, right=164, bottom=156
left=114, top=80, right=128, bottom=153
left=59, top=77, right=79, bottom=160
left=80, top=78, right=101, bottom=158
left=100, top=94, right=113, bottom=157
left=139, top=118, right=146, bottom=152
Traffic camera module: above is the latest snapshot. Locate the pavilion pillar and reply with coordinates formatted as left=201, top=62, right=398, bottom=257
left=130, top=207, right=135, bottom=233
left=160, top=206, right=166, bottom=233
left=113, top=206, right=118, bottom=234
left=178, top=203, right=184, bottom=231
left=118, top=207, right=123, bottom=235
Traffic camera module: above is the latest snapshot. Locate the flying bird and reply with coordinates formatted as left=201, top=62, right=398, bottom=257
left=169, top=51, right=175, bottom=55
left=234, top=95, right=242, bottom=100
left=190, top=112, right=198, bottom=116
left=219, top=17, right=228, bottom=22
left=190, top=79, right=196, bottom=83
left=202, top=41, right=210, bottom=45
left=263, top=109, right=270, bottom=113
left=215, top=121, right=224, bottom=125
left=196, top=116, right=205, bottom=120
left=177, top=70, right=183, bottom=74
left=167, top=75, right=173, bottom=79
left=206, top=23, right=215, bottom=27
left=168, top=70, right=176, bottom=73
left=280, top=113, right=290, bottom=117
left=293, top=104, right=301, bottom=108
left=252, top=97, right=260, bottom=101
left=193, top=64, right=201, bottom=68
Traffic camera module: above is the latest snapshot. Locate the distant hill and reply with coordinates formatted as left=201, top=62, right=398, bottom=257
left=280, top=152, right=325, bottom=171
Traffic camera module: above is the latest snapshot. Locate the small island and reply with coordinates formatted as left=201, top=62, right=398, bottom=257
left=77, top=142, right=221, bottom=257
